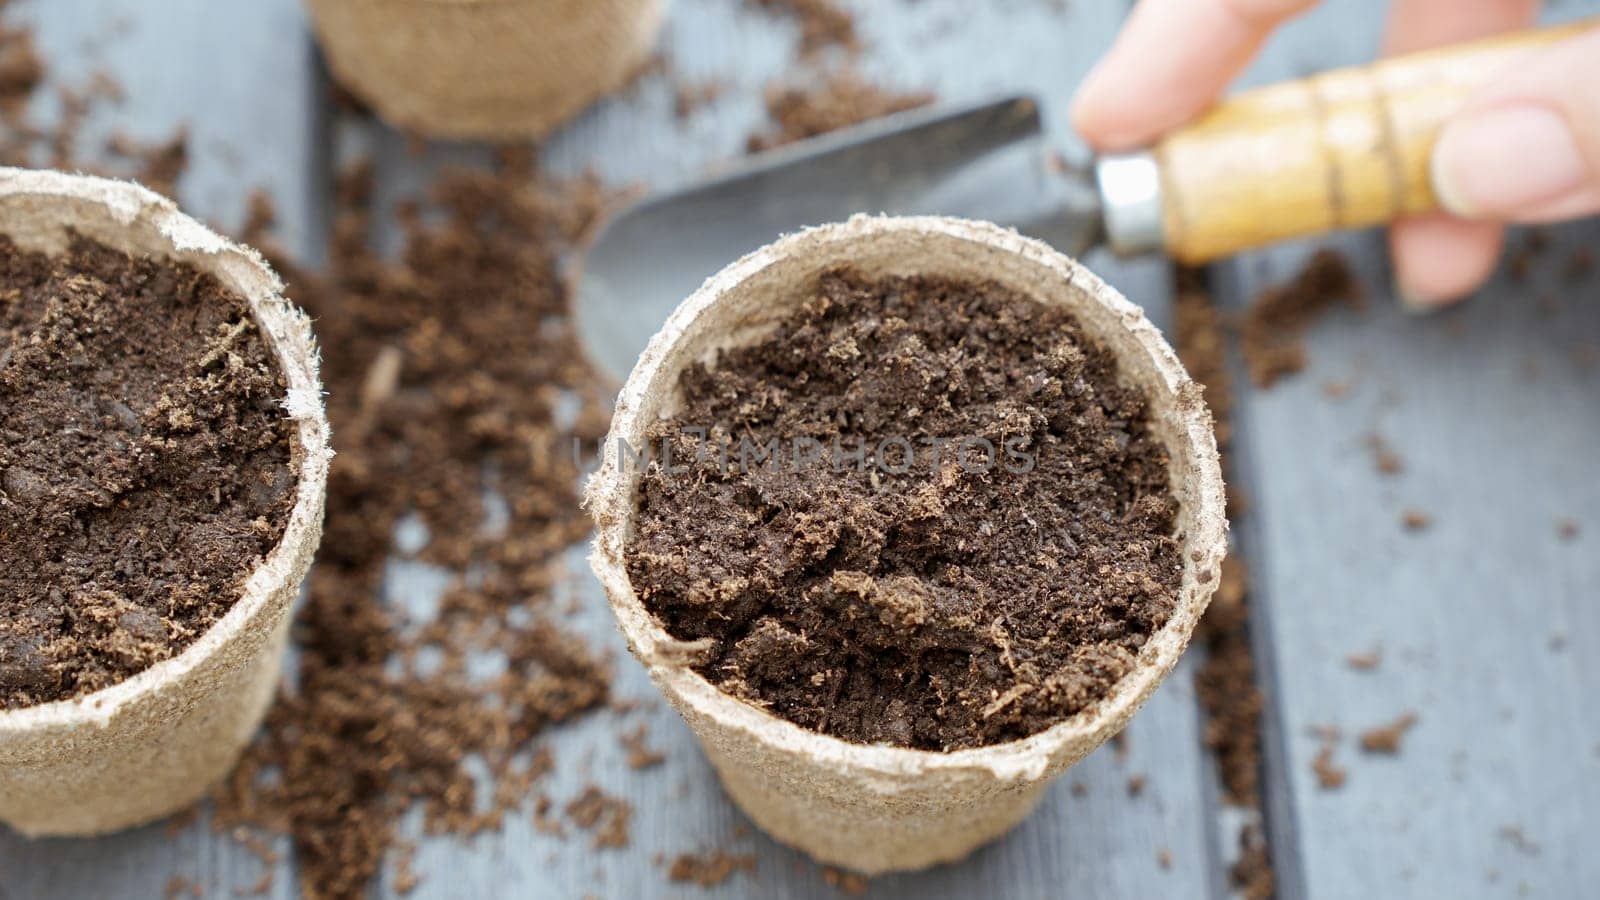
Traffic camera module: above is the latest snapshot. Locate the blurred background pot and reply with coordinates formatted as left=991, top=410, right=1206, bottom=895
left=304, top=0, right=668, bottom=140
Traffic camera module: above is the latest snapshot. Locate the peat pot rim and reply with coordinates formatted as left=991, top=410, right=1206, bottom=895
left=0, top=166, right=331, bottom=736
left=588, top=214, right=1227, bottom=784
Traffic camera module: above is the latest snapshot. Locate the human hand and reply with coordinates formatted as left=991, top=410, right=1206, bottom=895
left=1070, top=0, right=1600, bottom=309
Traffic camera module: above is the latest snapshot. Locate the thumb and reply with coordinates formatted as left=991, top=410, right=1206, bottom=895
left=1431, top=24, right=1600, bottom=224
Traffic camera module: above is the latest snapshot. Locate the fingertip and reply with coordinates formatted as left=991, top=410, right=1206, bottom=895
left=1070, top=61, right=1155, bottom=152
left=1389, top=215, right=1505, bottom=309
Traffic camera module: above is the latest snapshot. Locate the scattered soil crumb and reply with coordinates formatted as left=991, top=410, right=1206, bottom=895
left=673, top=78, right=724, bottom=119
left=1127, top=773, right=1147, bottom=797
left=1174, top=268, right=1283, bottom=896
left=1564, top=247, right=1594, bottom=282
left=1359, top=712, right=1418, bottom=754
left=164, top=876, right=202, bottom=900
left=1175, top=281, right=1234, bottom=451
left=1401, top=508, right=1431, bottom=532
left=1240, top=249, right=1361, bottom=389
left=1157, top=847, right=1173, bottom=870
left=566, top=786, right=633, bottom=850
left=0, top=18, right=43, bottom=122
left=237, top=869, right=275, bottom=897
left=627, top=268, right=1183, bottom=750
left=1320, top=379, right=1351, bottom=400
left=1365, top=432, right=1403, bottom=476
left=105, top=129, right=190, bottom=198
left=211, top=158, right=616, bottom=899
left=163, top=806, right=201, bottom=839
left=1230, top=823, right=1274, bottom=900
left=668, top=850, right=758, bottom=886
left=1572, top=342, right=1597, bottom=372
left=392, top=842, right=420, bottom=894
left=1557, top=518, right=1580, bottom=540
left=1193, top=556, right=1262, bottom=804
left=1312, top=739, right=1347, bottom=790
left=1498, top=825, right=1541, bottom=856
left=1174, top=273, right=1270, bottom=819
left=1345, top=648, right=1382, bottom=671
left=749, top=0, right=859, bottom=57
left=747, top=71, right=933, bottom=152
left=822, top=867, right=869, bottom=896
left=621, top=723, right=667, bottom=770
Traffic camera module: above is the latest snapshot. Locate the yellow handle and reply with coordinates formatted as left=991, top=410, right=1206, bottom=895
left=1157, top=19, right=1595, bottom=263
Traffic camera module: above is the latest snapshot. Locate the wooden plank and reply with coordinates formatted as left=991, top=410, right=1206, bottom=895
left=0, top=0, right=323, bottom=897
left=356, top=0, right=1223, bottom=897
left=1217, top=3, right=1600, bottom=897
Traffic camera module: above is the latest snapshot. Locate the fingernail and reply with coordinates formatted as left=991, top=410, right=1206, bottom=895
left=1432, top=104, right=1588, bottom=218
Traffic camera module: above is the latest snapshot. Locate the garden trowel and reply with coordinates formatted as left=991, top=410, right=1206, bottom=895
left=575, top=20, right=1589, bottom=382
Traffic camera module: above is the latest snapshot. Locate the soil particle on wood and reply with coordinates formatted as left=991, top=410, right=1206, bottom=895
left=667, top=850, right=758, bottom=886
left=1174, top=280, right=1263, bottom=808
left=822, top=867, right=869, bottom=895
left=0, top=234, right=294, bottom=708
left=1498, top=825, right=1541, bottom=856
left=163, top=875, right=203, bottom=900
left=211, top=157, right=616, bottom=899
left=748, top=0, right=859, bottom=57
left=0, top=16, right=42, bottom=121
left=1230, top=822, right=1274, bottom=900
left=1240, top=248, right=1361, bottom=389
left=565, top=786, right=633, bottom=850
left=1359, top=712, right=1418, bottom=754
left=1400, top=508, right=1431, bottom=532
left=746, top=71, right=933, bottom=152
left=1173, top=270, right=1279, bottom=890
left=1191, top=555, right=1262, bottom=805
left=673, top=78, right=724, bottom=120
left=1557, top=518, right=1580, bottom=540
left=620, top=722, right=667, bottom=770
left=626, top=268, right=1184, bottom=750
left=1345, top=647, right=1382, bottom=671
left=1365, top=432, right=1403, bottom=476
left=1312, top=737, right=1347, bottom=790
left=1564, top=247, right=1594, bottom=282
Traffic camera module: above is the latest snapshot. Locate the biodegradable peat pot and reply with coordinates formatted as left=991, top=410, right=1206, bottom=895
left=304, top=0, right=667, bottom=140
left=587, top=215, right=1228, bottom=874
left=0, top=168, right=331, bottom=837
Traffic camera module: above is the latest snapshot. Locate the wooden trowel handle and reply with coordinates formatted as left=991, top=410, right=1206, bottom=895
left=1154, top=18, right=1594, bottom=263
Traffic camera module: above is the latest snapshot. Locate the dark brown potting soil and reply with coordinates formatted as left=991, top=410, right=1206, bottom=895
left=0, top=234, right=294, bottom=709
left=626, top=268, right=1184, bottom=751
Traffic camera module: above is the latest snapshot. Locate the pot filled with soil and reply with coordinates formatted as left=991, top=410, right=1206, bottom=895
left=304, top=0, right=667, bottom=140
left=588, top=215, right=1226, bottom=873
left=0, top=168, right=330, bottom=837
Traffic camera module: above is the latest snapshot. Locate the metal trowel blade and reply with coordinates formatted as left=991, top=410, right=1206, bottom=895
left=574, top=95, right=1103, bottom=383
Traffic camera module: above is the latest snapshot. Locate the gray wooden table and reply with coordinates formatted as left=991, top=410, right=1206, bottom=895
left=2, top=1, right=1597, bottom=898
